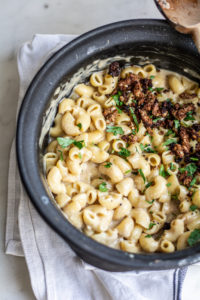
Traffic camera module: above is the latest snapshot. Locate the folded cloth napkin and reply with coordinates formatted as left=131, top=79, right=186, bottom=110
left=6, top=34, right=187, bottom=300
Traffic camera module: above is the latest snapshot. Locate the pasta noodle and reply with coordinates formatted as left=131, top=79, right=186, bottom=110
left=44, top=61, right=200, bottom=253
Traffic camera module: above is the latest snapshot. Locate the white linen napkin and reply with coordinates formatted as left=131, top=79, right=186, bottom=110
left=6, top=34, right=187, bottom=300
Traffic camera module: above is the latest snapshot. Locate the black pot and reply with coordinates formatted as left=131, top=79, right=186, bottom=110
left=16, top=19, right=200, bottom=271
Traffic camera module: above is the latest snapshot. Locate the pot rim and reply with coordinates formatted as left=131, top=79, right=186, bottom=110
left=16, top=19, right=200, bottom=270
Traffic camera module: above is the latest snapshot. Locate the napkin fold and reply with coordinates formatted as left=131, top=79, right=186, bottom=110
left=6, top=34, right=187, bottom=300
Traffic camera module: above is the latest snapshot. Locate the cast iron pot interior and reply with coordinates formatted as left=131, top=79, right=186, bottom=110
left=17, top=19, right=200, bottom=271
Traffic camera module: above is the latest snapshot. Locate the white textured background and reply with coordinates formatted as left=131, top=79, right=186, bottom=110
left=0, top=0, right=199, bottom=299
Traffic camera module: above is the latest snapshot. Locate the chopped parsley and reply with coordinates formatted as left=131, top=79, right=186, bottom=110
left=78, top=153, right=82, bottom=159
left=57, top=137, right=74, bottom=148
left=132, top=129, right=136, bottom=135
left=104, top=162, right=112, bottom=168
left=174, top=120, right=180, bottom=129
left=179, top=163, right=197, bottom=177
left=190, top=205, right=198, bottom=211
left=139, top=143, right=145, bottom=151
left=112, top=91, right=123, bottom=106
left=166, top=183, right=172, bottom=187
left=190, top=157, right=198, bottom=162
left=155, top=87, right=164, bottom=93
left=170, top=162, right=176, bottom=171
left=130, top=107, right=139, bottom=132
left=140, top=143, right=156, bottom=153
left=163, top=138, right=178, bottom=146
left=57, top=137, right=85, bottom=149
left=159, top=164, right=169, bottom=178
left=73, top=140, right=85, bottom=149
left=138, top=168, right=146, bottom=183
left=190, top=177, right=197, bottom=187
left=145, top=199, right=155, bottom=204
left=77, top=123, right=82, bottom=129
left=153, top=117, right=163, bottom=123
left=184, top=111, right=195, bottom=121
left=106, top=126, right=124, bottom=136
left=125, top=169, right=132, bottom=174
left=116, top=107, right=122, bottom=114
left=145, top=234, right=152, bottom=238
left=172, top=194, right=178, bottom=201
left=150, top=75, right=155, bottom=79
left=99, top=182, right=108, bottom=192
left=148, top=222, right=156, bottom=230
left=187, top=229, right=200, bottom=246
left=148, top=87, right=154, bottom=92
left=58, top=150, right=64, bottom=161
left=165, top=129, right=176, bottom=137
left=145, top=182, right=153, bottom=189
left=118, top=147, right=131, bottom=158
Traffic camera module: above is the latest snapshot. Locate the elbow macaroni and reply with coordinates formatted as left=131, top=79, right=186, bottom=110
left=44, top=62, right=200, bottom=253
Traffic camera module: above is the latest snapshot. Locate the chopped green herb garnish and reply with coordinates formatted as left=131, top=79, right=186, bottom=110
left=187, top=229, right=200, bottom=246
left=145, top=234, right=152, bottom=238
left=106, top=126, right=124, bottom=136
left=99, top=182, right=108, bottom=192
left=104, top=162, right=112, bottom=168
left=150, top=75, right=155, bottom=79
left=148, top=87, right=154, bottom=92
left=155, top=87, right=164, bottom=93
left=145, top=199, right=155, bottom=204
left=140, top=143, right=145, bottom=151
left=57, top=137, right=85, bottom=150
left=153, top=117, right=163, bottom=123
left=118, top=147, right=131, bottom=158
left=172, top=194, right=178, bottom=201
left=170, top=162, right=176, bottom=171
left=130, top=107, right=139, bottom=132
left=139, top=143, right=156, bottom=153
left=73, top=140, right=85, bottom=149
left=184, top=111, right=195, bottom=121
left=145, top=182, right=153, bottom=189
left=190, top=157, right=198, bottom=161
left=163, top=138, right=177, bottom=146
left=58, top=150, right=64, bottom=161
left=159, top=164, right=169, bottom=178
left=174, top=120, right=180, bottom=129
left=190, top=205, right=198, bottom=211
left=116, top=107, right=122, bottom=114
left=77, top=123, right=82, bottom=129
left=138, top=169, right=146, bottom=183
left=182, top=121, right=190, bottom=127
left=190, top=177, right=196, bottom=187
left=179, top=163, right=197, bottom=177
left=57, top=137, right=74, bottom=148
left=166, top=183, right=172, bottom=187
left=125, top=169, right=132, bottom=174
left=132, top=129, right=136, bottom=135
left=165, top=129, right=176, bottom=137
left=132, top=99, right=137, bottom=104
left=78, top=153, right=82, bottom=159
left=148, top=222, right=156, bottom=230
left=112, top=91, right=123, bottom=106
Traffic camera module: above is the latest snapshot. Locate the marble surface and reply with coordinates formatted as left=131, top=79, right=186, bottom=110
left=1, top=0, right=200, bottom=299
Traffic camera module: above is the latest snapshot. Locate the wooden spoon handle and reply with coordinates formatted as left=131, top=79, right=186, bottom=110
left=191, top=26, right=200, bottom=53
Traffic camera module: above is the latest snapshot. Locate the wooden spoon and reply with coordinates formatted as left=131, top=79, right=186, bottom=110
left=155, top=0, right=200, bottom=52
